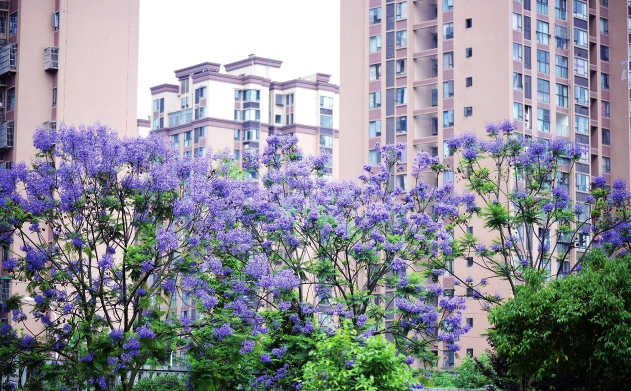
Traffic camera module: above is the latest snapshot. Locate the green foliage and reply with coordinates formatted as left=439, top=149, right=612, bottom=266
left=300, top=324, right=418, bottom=391
left=488, top=249, right=631, bottom=390
left=113, top=374, right=187, bottom=391
left=427, top=355, right=489, bottom=389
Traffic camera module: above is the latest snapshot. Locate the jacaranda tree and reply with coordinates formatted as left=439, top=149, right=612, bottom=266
left=0, top=124, right=271, bottom=391
left=441, top=120, right=631, bottom=303
left=187, top=135, right=475, bottom=390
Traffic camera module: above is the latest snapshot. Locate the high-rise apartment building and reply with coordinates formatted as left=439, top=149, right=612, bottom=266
left=340, top=0, right=630, bottom=366
left=149, top=55, right=339, bottom=180
left=0, top=0, right=139, bottom=324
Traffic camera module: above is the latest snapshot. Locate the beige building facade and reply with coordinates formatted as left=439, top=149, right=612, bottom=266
left=149, top=55, right=340, bottom=180
left=340, top=0, right=631, bottom=366
left=0, top=0, right=139, bottom=324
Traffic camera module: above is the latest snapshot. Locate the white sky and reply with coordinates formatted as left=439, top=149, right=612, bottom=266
left=137, top=0, right=341, bottom=119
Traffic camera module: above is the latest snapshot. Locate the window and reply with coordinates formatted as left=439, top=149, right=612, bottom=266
left=465, top=47, right=473, bottom=58
left=443, top=52, right=454, bottom=69
left=285, top=93, right=295, bottom=105
left=600, top=0, right=607, bottom=6
left=195, top=87, right=206, bottom=104
left=195, top=126, right=206, bottom=138
left=575, top=115, right=589, bottom=134
left=443, top=110, right=454, bottom=127
left=443, top=80, right=454, bottom=98
left=556, top=84, right=568, bottom=107
left=603, top=157, right=611, bottom=174
left=536, top=20, right=549, bottom=44
left=172, top=134, right=180, bottom=148
left=555, top=0, right=567, bottom=19
left=369, top=36, right=382, bottom=53
left=183, top=131, right=192, bottom=147
left=574, top=86, right=588, bottom=105
left=514, top=72, right=523, bottom=91
left=369, top=7, right=382, bottom=24
left=574, top=57, right=588, bottom=77
left=396, top=59, right=406, bottom=75
left=600, top=45, right=609, bottom=62
left=153, top=98, right=164, bottom=113
left=286, top=113, right=294, bottom=124
left=537, top=50, right=550, bottom=74
left=320, top=135, right=333, bottom=148
left=320, top=115, right=333, bottom=128
left=320, top=96, right=333, bottom=108
left=536, top=0, right=549, bottom=14
left=513, top=102, right=523, bottom=121
left=601, top=101, right=610, bottom=118
left=465, top=18, right=472, bottom=28
left=601, top=73, right=609, bottom=90
left=443, top=22, right=453, bottom=40
left=396, top=174, right=407, bottom=190
left=52, top=12, right=60, bottom=30
left=513, top=43, right=523, bottom=61
left=443, top=0, right=453, bottom=11
left=524, top=45, right=531, bottom=69
left=466, top=77, right=473, bottom=87
left=396, top=116, right=407, bottom=133
left=602, top=128, right=610, bottom=145
left=513, top=13, right=522, bottom=31
left=573, top=28, right=587, bottom=47
left=243, top=128, right=259, bottom=141
left=573, top=0, right=587, bottom=19
left=52, top=87, right=57, bottom=107
left=369, top=149, right=381, bottom=165
left=181, top=96, right=189, bottom=109
left=275, top=114, right=282, bottom=124
left=369, top=92, right=381, bottom=109
left=396, top=2, right=407, bottom=20
left=576, top=173, right=589, bottom=191
left=466, top=317, right=474, bottom=327
left=194, top=107, right=206, bottom=120
left=444, top=350, right=455, bottom=368
left=9, top=12, right=16, bottom=36
left=524, top=15, right=531, bottom=39
left=555, top=55, right=568, bottom=78
left=243, top=109, right=260, bottom=121
left=537, top=108, right=551, bottom=132
left=600, top=18, right=608, bottom=35
left=7, top=88, right=14, bottom=111
left=396, top=30, right=407, bottom=48
left=396, top=87, right=407, bottom=105
left=234, top=129, right=240, bottom=140
left=369, top=120, right=381, bottom=138
left=464, top=107, right=473, bottom=117
left=369, top=64, right=381, bottom=81
left=537, top=78, right=550, bottom=103
left=555, top=25, right=569, bottom=48
left=242, top=89, right=260, bottom=102
left=180, top=78, right=189, bottom=94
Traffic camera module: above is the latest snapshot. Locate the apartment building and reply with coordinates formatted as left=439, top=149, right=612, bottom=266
left=340, top=0, right=630, bottom=367
left=0, top=0, right=139, bottom=323
left=149, top=55, right=340, bottom=180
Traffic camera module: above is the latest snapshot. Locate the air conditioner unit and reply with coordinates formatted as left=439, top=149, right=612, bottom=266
left=44, top=47, right=59, bottom=70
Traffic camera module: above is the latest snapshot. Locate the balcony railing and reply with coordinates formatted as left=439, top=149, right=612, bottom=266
left=44, top=47, right=59, bottom=70
left=0, top=43, right=16, bottom=75
left=168, top=109, right=193, bottom=127
left=0, top=120, right=13, bottom=149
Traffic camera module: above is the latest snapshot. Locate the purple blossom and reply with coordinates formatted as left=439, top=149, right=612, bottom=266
left=594, top=176, right=607, bottom=188
left=240, top=339, right=255, bottom=354
left=356, top=314, right=368, bottom=327
left=137, top=324, right=155, bottom=339
left=260, top=353, right=272, bottom=363
left=156, top=227, right=178, bottom=253
left=272, top=346, right=287, bottom=358
left=406, top=356, right=415, bottom=365
left=213, top=323, right=233, bottom=340
left=79, top=352, right=94, bottom=363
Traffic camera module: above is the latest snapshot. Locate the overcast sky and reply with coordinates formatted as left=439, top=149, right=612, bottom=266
left=137, top=0, right=341, bottom=119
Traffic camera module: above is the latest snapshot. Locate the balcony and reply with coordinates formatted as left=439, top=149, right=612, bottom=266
left=0, top=43, right=16, bottom=75
left=0, top=120, right=13, bottom=149
left=44, top=47, right=59, bottom=71
left=414, top=84, right=438, bottom=110
left=168, top=108, right=193, bottom=127
left=414, top=55, right=438, bottom=81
